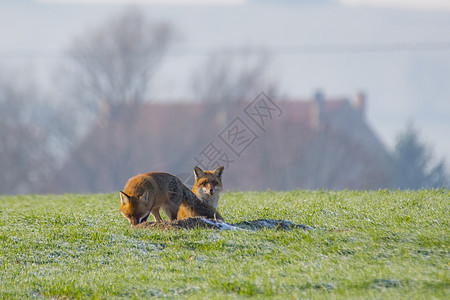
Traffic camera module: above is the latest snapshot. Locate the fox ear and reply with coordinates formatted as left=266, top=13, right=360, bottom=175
left=214, top=166, right=224, bottom=179
left=193, top=166, right=205, bottom=180
left=119, top=191, right=130, bottom=206
left=140, top=191, right=149, bottom=204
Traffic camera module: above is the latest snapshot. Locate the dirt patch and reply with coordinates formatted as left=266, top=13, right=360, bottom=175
left=134, top=217, right=314, bottom=231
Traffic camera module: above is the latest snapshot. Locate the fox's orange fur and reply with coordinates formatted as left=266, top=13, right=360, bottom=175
left=119, top=172, right=222, bottom=226
left=191, top=166, right=224, bottom=210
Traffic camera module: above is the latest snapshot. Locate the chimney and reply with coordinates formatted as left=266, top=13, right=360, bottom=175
left=312, top=89, right=326, bottom=128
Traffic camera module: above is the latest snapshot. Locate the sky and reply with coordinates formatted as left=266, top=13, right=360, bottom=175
left=1, top=0, right=450, bottom=167
left=340, top=0, right=450, bottom=11
left=37, top=0, right=246, bottom=4
left=36, top=0, right=450, bottom=11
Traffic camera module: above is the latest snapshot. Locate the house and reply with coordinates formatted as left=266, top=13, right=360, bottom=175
left=46, top=92, right=394, bottom=193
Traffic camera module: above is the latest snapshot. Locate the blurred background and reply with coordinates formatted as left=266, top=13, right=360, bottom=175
left=0, top=0, right=449, bottom=194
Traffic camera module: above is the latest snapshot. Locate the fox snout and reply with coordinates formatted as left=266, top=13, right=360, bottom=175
left=203, top=184, right=215, bottom=195
left=129, top=218, right=139, bottom=227
left=126, top=213, right=150, bottom=227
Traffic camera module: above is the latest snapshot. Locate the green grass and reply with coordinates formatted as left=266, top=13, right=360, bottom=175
left=0, top=190, right=449, bottom=299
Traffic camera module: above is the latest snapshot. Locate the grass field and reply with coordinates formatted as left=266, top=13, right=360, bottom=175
left=0, top=190, right=448, bottom=299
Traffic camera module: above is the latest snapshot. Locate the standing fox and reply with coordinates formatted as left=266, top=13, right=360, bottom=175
left=119, top=172, right=223, bottom=226
left=191, top=166, right=224, bottom=210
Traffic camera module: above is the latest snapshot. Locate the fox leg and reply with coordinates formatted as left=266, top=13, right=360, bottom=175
left=161, top=204, right=178, bottom=221
left=164, top=196, right=183, bottom=221
left=151, top=208, right=163, bottom=222
left=166, top=209, right=178, bottom=221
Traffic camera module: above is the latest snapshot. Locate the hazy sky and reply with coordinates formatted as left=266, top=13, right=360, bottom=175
left=1, top=0, right=450, bottom=166
left=38, top=0, right=246, bottom=4
left=37, top=0, right=450, bottom=10
left=341, top=0, right=450, bottom=11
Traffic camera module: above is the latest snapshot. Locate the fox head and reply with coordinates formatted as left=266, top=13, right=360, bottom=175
left=192, top=165, right=224, bottom=198
left=119, top=191, right=152, bottom=226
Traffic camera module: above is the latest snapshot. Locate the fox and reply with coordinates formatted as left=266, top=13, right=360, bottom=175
left=191, top=165, right=224, bottom=210
left=119, top=172, right=223, bottom=226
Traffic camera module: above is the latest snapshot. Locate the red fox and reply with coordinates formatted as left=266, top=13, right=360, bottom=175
left=119, top=172, right=223, bottom=226
left=191, top=166, right=224, bottom=210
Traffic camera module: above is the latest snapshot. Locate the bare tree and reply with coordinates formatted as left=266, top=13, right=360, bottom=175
left=65, top=8, right=174, bottom=121
left=0, top=69, right=56, bottom=194
left=192, top=47, right=278, bottom=104
left=190, top=46, right=280, bottom=134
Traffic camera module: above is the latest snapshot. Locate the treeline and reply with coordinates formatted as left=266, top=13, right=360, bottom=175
left=0, top=9, right=447, bottom=194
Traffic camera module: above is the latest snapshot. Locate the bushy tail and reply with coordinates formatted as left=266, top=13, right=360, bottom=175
left=180, top=186, right=224, bottom=221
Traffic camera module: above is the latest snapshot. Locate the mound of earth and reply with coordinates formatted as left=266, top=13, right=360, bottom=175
left=134, top=218, right=226, bottom=230
left=134, top=217, right=314, bottom=231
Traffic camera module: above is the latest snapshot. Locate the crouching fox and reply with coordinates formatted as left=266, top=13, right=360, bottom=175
left=119, top=172, right=223, bottom=226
